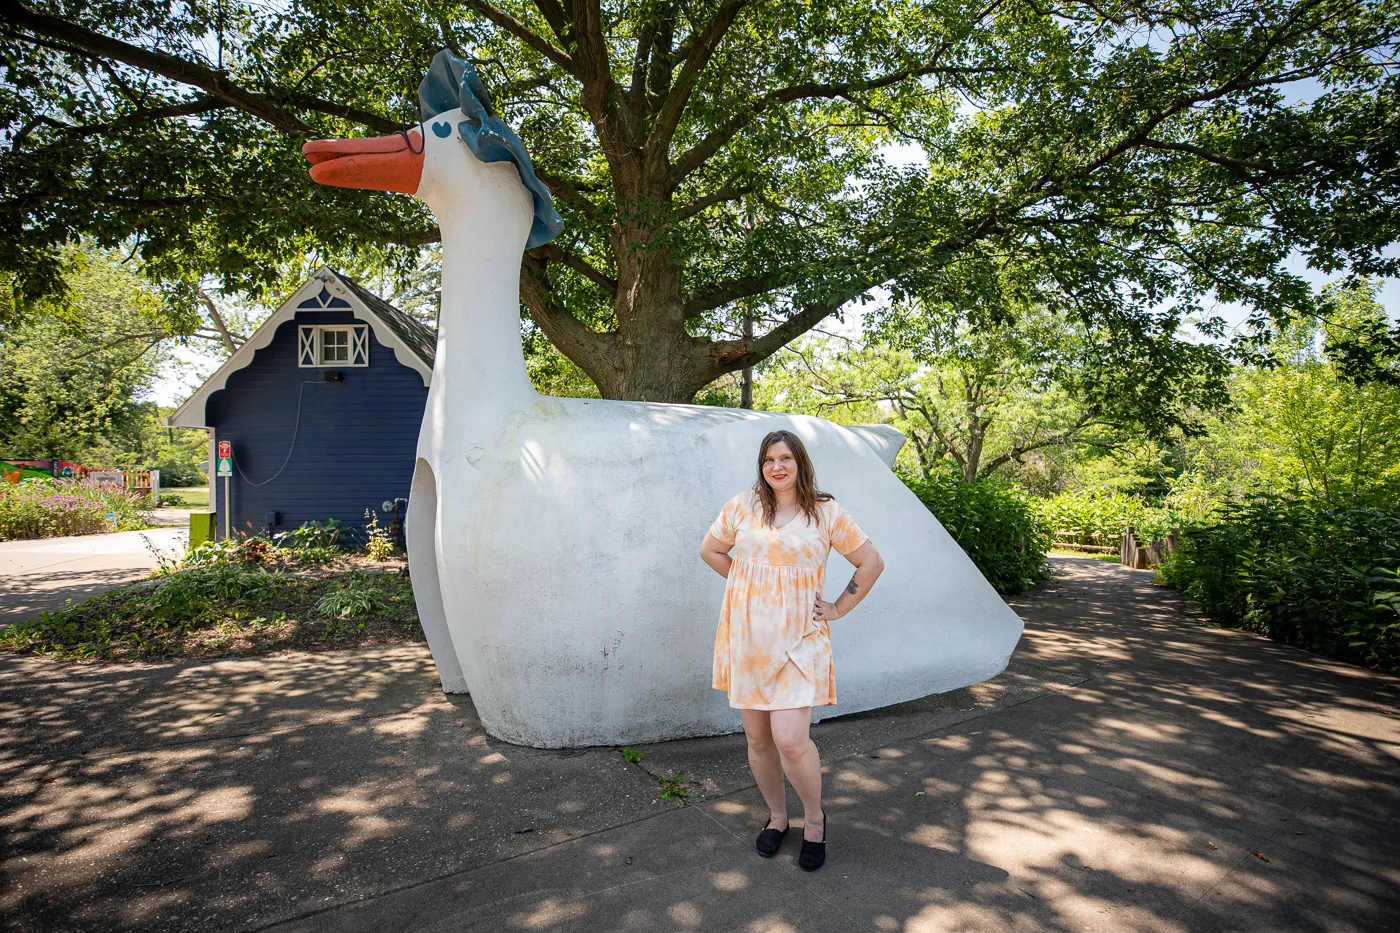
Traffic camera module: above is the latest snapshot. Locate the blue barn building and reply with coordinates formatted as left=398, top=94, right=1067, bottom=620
left=168, top=267, right=434, bottom=541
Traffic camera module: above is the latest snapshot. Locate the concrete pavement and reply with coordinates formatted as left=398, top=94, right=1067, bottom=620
left=0, top=528, right=187, bottom=627
left=149, top=507, right=198, bottom=527
left=1, top=556, right=1397, bottom=932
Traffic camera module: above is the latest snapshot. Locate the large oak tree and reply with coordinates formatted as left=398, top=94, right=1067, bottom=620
left=2, top=0, right=1397, bottom=401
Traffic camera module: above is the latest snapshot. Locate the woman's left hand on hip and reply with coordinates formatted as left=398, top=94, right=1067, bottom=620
left=813, top=596, right=841, bottom=622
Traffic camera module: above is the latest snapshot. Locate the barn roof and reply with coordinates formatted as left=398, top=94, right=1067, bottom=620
left=166, top=267, right=436, bottom=429
left=338, top=275, right=437, bottom=368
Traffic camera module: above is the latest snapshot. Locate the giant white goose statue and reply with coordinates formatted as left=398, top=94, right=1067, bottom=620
left=304, top=51, right=1024, bottom=748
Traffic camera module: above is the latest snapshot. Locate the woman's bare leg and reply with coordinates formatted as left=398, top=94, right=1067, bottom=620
left=770, top=707, right=824, bottom=841
left=740, top=709, right=788, bottom=830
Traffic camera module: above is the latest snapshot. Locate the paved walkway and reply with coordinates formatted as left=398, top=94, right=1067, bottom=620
left=0, top=529, right=187, bottom=627
left=149, top=507, right=198, bottom=527
left=1, top=557, right=1396, bottom=932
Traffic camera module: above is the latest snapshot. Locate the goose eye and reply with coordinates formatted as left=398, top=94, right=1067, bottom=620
left=432, top=121, right=452, bottom=138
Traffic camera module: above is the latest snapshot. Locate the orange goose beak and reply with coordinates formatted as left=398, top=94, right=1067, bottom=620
left=302, top=131, right=424, bottom=194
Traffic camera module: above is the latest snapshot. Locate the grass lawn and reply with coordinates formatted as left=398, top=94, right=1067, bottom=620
left=1048, top=548, right=1121, bottom=562
left=162, top=486, right=209, bottom=509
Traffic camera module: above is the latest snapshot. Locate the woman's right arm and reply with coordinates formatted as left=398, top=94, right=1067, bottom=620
left=699, top=532, right=734, bottom=578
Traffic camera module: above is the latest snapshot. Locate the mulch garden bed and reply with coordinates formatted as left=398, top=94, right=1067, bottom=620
left=0, top=552, right=426, bottom=663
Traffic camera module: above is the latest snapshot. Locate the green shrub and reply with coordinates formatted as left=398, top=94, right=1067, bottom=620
left=181, top=534, right=286, bottom=568
left=1157, top=493, right=1400, bottom=673
left=315, top=577, right=385, bottom=621
left=148, top=564, right=281, bottom=626
left=274, top=519, right=345, bottom=551
left=1033, top=488, right=1173, bottom=546
left=898, top=469, right=1051, bottom=593
left=0, top=476, right=151, bottom=541
left=154, top=457, right=206, bottom=488
left=290, top=544, right=339, bottom=564
left=0, top=566, right=420, bottom=661
left=180, top=525, right=343, bottom=568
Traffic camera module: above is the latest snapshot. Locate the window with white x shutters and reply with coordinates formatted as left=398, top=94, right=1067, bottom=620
left=297, top=324, right=369, bottom=368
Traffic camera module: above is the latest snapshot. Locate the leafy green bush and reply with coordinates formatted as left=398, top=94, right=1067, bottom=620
left=184, top=537, right=256, bottom=567
left=0, top=567, right=419, bottom=661
left=0, top=476, right=151, bottom=540
left=898, top=469, right=1051, bottom=593
left=1033, top=488, right=1173, bottom=546
left=315, top=578, right=385, bottom=621
left=274, top=519, right=345, bottom=550
left=148, top=564, right=281, bottom=625
left=154, top=457, right=206, bottom=488
left=1157, top=493, right=1400, bottom=673
left=290, top=544, right=339, bottom=564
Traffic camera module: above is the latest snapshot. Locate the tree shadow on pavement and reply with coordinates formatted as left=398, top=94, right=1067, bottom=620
left=0, top=556, right=1396, bottom=932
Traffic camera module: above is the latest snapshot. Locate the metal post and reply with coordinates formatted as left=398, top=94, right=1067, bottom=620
left=223, top=474, right=231, bottom=540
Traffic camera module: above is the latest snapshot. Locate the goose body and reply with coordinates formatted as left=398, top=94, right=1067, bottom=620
left=306, top=51, right=1024, bottom=747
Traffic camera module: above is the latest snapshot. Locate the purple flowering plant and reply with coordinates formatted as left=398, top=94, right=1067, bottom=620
left=0, top=476, right=153, bottom=541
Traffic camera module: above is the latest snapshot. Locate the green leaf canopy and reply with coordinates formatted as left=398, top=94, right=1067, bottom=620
left=2, top=0, right=1397, bottom=400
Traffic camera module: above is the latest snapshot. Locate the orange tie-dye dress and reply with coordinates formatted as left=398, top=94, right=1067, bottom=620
left=707, top=489, right=870, bottom=710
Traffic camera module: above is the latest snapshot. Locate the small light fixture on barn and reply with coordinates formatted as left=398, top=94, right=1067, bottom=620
left=323, top=370, right=343, bottom=382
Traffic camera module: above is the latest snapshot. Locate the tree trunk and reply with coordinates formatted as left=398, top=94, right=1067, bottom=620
left=741, top=312, right=753, bottom=409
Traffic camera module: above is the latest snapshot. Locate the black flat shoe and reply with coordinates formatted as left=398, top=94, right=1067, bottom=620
left=755, top=818, right=789, bottom=858
left=798, top=810, right=826, bottom=871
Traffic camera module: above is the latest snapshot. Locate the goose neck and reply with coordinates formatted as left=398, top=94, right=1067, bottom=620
left=433, top=207, right=537, bottom=406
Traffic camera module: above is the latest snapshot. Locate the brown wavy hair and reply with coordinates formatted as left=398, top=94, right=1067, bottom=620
left=752, top=430, right=833, bottom=529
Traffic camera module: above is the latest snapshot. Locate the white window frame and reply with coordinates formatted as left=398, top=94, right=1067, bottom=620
left=298, top=324, right=369, bottom=368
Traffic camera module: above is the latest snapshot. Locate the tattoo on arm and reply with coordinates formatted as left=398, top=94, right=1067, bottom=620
left=845, top=575, right=859, bottom=595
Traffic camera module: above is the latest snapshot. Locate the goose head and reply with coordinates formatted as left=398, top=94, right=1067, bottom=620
left=302, top=49, right=563, bottom=251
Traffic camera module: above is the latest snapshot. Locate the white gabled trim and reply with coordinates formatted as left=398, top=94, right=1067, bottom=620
left=166, top=267, right=433, bottom=428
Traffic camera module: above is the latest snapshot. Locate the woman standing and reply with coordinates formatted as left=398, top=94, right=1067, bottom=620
left=699, top=429, right=885, bottom=871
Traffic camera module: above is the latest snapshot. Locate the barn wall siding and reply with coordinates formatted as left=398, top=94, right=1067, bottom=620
left=206, top=310, right=428, bottom=540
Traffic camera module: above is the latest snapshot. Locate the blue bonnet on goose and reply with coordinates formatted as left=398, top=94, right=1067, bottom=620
left=418, top=49, right=564, bottom=249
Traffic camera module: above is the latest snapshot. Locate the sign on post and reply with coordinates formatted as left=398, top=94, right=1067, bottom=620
left=216, top=440, right=232, bottom=540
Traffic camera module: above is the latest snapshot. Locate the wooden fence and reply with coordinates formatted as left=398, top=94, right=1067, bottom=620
left=1051, top=526, right=1180, bottom=568
left=1120, top=526, right=1178, bottom=569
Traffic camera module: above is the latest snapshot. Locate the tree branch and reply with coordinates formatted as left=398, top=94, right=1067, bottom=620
left=28, top=96, right=229, bottom=142
left=1139, top=138, right=1304, bottom=179
left=1012, top=2, right=1326, bottom=208
left=526, top=243, right=617, bottom=294
left=535, top=169, right=604, bottom=219
left=62, top=329, right=171, bottom=363
left=683, top=271, right=778, bottom=317
left=706, top=296, right=846, bottom=371
left=675, top=180, right=752, bottom=221
left=382, top=227, right=442, bottom=247
left=1, top=0, right=318, bottom=135
left=530, top=0, right=575, bottom=44
left=519, top=252, right=615, bottom=363
left=667, top=58, right=985, bottom=185
left=647, top=0, right=751, bottom=152
left=199, top=289, right=244, bottom=353
left=467, top=0, right=578, bottom=75
left=628, top=20, right=657, bottom=111
left=979, top=413, right=1103, bottom=475
left=280, top=94, right=404, bottom=134
left=565, top=0, right=636, bottom=151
